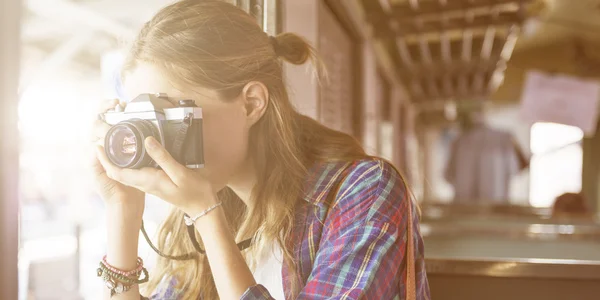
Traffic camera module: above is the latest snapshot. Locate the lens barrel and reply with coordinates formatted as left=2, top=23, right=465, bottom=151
left=104, top=119, right=160, bottom=169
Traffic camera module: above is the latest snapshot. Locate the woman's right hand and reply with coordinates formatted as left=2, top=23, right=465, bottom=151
left=91, top=99, right=145, bottom=218
left=93, top=103, right=145, bottom=296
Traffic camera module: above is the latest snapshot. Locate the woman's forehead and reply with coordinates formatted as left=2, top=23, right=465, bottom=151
left=123, top=63, right=220, bottom=106
left=123, top=64, right=183, bottom=101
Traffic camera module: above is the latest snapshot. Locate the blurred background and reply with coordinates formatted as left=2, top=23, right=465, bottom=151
left=3, top=0, right=600, bottom=299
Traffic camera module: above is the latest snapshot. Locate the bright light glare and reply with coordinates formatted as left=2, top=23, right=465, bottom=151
left=18, top=76, right=102, bottom=206
left=529, top=122, right=583, bottom=207
left=530, top=122, right=584, bottom=155
left=19, top=81, right=83, bottom=142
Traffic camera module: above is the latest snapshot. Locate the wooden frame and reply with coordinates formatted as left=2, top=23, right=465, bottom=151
left=231, top=0, right=281, bottom=34
left=0, top=0, right=21, bottom=298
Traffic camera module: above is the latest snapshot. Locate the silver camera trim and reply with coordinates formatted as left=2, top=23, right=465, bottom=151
left=103, top=107, right=203, bottom=124
left=102, top=93, right=204, bottom=168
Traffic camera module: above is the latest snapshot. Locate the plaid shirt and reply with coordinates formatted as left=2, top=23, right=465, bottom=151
left=151, top=159, right=430, bottom=299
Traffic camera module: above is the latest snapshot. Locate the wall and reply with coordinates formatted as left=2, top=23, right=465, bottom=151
left=282, top=0, right=320, bottom=119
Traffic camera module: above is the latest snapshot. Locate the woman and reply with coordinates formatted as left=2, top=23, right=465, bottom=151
left=91, top=1, right=430, bottom=299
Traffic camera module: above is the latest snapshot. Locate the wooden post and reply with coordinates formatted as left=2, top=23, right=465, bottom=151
left=582, top=122, right=600, bottom=213
left=0, top=0, right=21, bottom=298
left=362, top=42, right=381, bottom=155
left=391, top=86, right=409, bottom=171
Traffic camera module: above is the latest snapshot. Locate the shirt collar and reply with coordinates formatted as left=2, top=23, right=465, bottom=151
left=301, top=161, right=352, bottom=208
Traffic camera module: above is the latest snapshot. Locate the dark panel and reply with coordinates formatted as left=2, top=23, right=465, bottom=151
left=317, top=1, right=358, bottom=136
left=429, top=275, right=600, bottom=300
left=379, top=71, right=391, bottom=122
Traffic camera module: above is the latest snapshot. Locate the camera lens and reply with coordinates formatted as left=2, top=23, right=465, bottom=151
left=108, top=127, right=137, bottom=166
left=104, top=119, right=160, bottom=168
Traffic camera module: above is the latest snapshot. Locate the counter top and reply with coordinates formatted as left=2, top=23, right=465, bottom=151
left=426, top=257, right=600, bottom=280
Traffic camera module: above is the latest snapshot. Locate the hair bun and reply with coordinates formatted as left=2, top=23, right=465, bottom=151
left=269, top=33, right=312, bottom=65
left=269, top=36, right=282, bottom=57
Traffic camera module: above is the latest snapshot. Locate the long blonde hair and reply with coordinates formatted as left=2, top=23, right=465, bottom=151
left=123, top=1, right=368, bottom=299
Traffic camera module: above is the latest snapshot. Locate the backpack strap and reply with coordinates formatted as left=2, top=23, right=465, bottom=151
left=406, top=198, right=416, bottom=300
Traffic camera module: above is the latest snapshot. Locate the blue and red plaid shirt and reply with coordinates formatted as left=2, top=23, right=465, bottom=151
left=151, top=158, right=430, bottom=299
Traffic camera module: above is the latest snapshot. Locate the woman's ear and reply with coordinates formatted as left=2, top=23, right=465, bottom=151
left=241, top=81, right=269, bottom=126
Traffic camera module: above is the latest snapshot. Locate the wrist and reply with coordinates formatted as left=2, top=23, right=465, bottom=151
left=106, top=203, right=144, bottom=223
left=182, top=193, right=220, bottom=217
left=193, top=204, right=230, bottom=237
left=105, top=207, right=142, bottom=271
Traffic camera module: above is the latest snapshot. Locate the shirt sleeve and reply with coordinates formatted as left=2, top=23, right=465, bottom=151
left=240, top=284, right=274, bottom=299
left=296, top=159, right=430, bottom=299
left=197, top=159, right=430, bottom=300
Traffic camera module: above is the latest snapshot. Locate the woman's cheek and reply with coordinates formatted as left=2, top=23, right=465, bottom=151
left=200, top=112, right=248, bottom=179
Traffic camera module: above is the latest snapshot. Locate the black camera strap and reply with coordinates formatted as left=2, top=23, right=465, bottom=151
left=140, top=219, right=253, bottom=260
left=170, top=112, right=194, bottom=163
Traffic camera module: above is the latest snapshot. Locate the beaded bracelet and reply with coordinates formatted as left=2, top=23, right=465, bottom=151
left=98, top=261, right=149, bottom=284
left=97, top=258, right=149, bottom=297
left=102, top=255, right=144, bottom=277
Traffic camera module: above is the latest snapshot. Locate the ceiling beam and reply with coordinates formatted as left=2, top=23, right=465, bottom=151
left=487, top=26, right=519, bottom=92
left=396, top=37, right=415, bottom=67
left=391, top=0, right=529, bottom=19
left=398, top=57, right=499, bottom=79
left=395, top=13, right=523, bottom=37
left=354, top=0, right=404, bottom=84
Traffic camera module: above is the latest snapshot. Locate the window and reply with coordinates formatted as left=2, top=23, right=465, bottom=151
left=529, top=122, right=583, bottom=207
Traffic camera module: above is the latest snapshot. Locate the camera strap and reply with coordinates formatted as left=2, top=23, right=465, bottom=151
left=140, top=220, right=253, bottom=260
left=170, top=113, right=194, bottom=163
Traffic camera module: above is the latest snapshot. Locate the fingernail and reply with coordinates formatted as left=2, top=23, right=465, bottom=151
left=146, top=137, right=159, bottom=149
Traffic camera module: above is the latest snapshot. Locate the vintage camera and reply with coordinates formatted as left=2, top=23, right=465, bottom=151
left=101, top=93, right=204, bottom=169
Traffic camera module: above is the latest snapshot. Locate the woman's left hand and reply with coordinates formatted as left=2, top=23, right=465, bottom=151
left=96, top=136, right=218, bottom=215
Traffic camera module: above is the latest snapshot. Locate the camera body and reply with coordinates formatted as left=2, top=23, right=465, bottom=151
left=102, top=93, right=204, bottom=169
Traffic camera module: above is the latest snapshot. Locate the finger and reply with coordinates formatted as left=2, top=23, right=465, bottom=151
left=91, top=157, right=112, bottom=192
left=91, top=119, right=111, bottom=144
left=95, top=145, right=136, bottom=184
left=144, top=137, right=187, bottom=185
left=95, top=145, right=175, bottom=194
left=89, top=149, right=119, bottom=195
left=90, top=148, right=107, bottom=178
left=95, top=146, right=120, bottom=178
left=134, top=167, right=177, bottom=198
left=96, top=99, right=120, bottom=114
